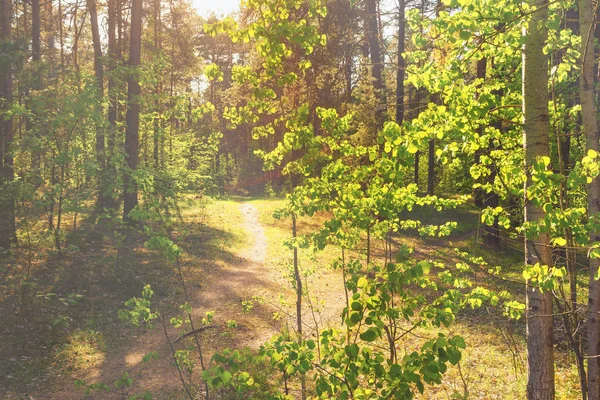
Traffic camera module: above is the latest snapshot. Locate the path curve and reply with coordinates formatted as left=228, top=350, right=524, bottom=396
left=19, top=201, right=282, bottom=399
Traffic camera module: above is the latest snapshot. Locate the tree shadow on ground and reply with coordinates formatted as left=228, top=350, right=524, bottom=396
left=0, top=205, right=283, bottom=399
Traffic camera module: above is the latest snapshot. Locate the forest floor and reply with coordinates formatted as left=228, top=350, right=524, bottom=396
left=0, top=196, right=582, bottom=399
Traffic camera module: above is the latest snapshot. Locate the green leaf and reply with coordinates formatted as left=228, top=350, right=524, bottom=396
left=357, top=277, right=368, bottom=288
left=447, top=348, right=461, bottom=365
left=359, top=327, right=380, bottom=342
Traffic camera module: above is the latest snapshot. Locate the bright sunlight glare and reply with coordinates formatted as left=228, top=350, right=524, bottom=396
left=192, top=0, right=240, bottom=16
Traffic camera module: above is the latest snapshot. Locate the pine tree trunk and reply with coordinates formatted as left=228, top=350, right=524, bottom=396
left=484, top=102, right=501, bottom=248
left=427, top=139, right=434, bottom=195
left=103, top=0, right=118, bottom=209
left=474, top=57, right=487, bottom=208
left=395, top=0, right=405, bottom=124
left=29, top=0, right=40, bottom=178
left=153, top=0, right=161, bottom=168
left=88, top=0, right=108, bottom=208
left=523, top=0, right=555, bottom=398
left=414, top=151, right=419, bottom=187
left=580, top=0, right=600, bottom=397
left=32, top=0, right=40, bottom=61
left=0, top=0, right=15, bottom=251
left=123, top=0, right=142, bottom=222
left=44, top=0, right=53, bottom=59
left=364, top=0, right=384, bottom=130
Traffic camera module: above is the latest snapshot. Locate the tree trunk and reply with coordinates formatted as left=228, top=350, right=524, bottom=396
left=57, top=0, right=64, bottom=69
left=364, top=0, right=384, bottom=130
left=474, top=56, right=500, bottom=247
left=427, top=139, right=434, bottom=195
left=580, top=0, right=600, bottom=397
left=523, top=1, right=554, bottom=398
left=395, top=0, right=405, bottom=124
left=484, top=107, right=501, bottom=248
left=88, top=0, right=108, bottom=208
left=32, top=0, right=40, bottom=62
left=474, top=57, right=487, bottom=208
left=425, top=1, right=445, bottom=197
left=123, top=0, right=142, bottom=222
left=345, top=54, right=353, bottom=103
left=153, top=0, right=161, bottom=168
left=414, top=151, right=419, bottom=187
left=102, top=0, right=118, bottom=209
left=0, top=0, right=15, bottom=251
left=44, top=0, right=55, bottom=230
left=29, top=0, right=41, bottom=177
left=44, top=0, right=53, bottom=59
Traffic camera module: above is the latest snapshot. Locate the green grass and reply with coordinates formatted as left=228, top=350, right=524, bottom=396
left=240, top=197, right=581, bottom=399
left=54, top=328, right=107, bottom=372
left=1, top=195, right=584, bottom=399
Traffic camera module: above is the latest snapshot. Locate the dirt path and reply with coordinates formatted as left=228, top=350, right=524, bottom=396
left=197, top=203, right=283, bottom=349
left=13, top=201, right=287, bottom=399
left=239, top=203, right=268, bottom=265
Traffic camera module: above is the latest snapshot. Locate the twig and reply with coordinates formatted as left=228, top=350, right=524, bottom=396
left=173, top=325, right=218, bottom=344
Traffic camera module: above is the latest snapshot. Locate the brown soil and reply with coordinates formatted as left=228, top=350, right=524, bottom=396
left=1, top=202, right=294, bottom=399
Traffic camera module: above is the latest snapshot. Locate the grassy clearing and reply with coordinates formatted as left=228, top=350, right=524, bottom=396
left=0, top=196, right=583, bottom=399
left=244, top=196, right=581, bottom=399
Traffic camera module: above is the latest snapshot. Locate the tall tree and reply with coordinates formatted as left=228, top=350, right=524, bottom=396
left=426, top=137, right=434, bottom=194
left=522, top=0, right=554, bottom=398
left=28, top=0, right=42, bottom=185
left=580, top=0, right=600, bottom=397
left=152, top=0, right=161, bottom=168
left=0, top=0, right=15, bottom=250
left=105, top=0, right=119, bottom=209
left=32, top=0, right=40, bottom=62
left=364, top=0, right=384, bottom=130
left=473, top=56, right=500, bottom=247
left=44, top=0, right=53, bottom=58
left=87, top=0, right=108, bottom=208
left=395, top=0, right=405, bottom=124
left=426, top=0, right=442, bottom=196
left=123, top=0, right=143, bottom=222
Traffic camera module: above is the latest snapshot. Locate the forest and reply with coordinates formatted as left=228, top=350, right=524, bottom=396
left=0, top=0, right=599, bottom=398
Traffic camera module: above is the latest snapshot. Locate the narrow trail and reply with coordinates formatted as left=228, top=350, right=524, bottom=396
left=12, top=200, right=469, bottom=399
left=25, top=201, right=286, bottom=399
left=198, top=202, right=283, bottom=349
left=239, top=203, right=268, bottom=265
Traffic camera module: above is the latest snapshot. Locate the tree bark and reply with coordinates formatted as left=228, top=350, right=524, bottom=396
left=414, top=151, right=419, bottom=187
left=395, top=0, right=405, bottom=124
left=32, top=0, right=40, bottom=62
left=580, top=0, right=600, bottom=398
left=474, top=57, right=487, bottom=208
left=29, top=0, right=41, bottom=177
left=153, top=0, right=161, bottom=168
left=0, top=0, right=15, bottom=250
left=101, top=0, right=119, bottom=209
left=44, top=0, right=53, bottom=59
left=523, top=0, right=555, bottom=398
left=364, top=0, right=384, bottom=130
left=427, top=139, right=434, bottom=195
left=483, top=116, right=500, bottom=247
left=88, top=0, right=108, bottom=208
left=123, top=0, right=142, bottom=222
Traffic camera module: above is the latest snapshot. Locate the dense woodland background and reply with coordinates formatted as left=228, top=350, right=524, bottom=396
left=1, top=0, right=600, bottom=398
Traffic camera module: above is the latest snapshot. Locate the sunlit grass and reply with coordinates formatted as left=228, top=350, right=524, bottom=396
left=238, top=197, right=581, bottom=399
left=54, top=328, right=106, bottom=372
